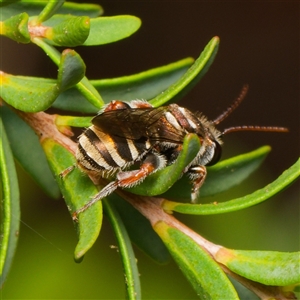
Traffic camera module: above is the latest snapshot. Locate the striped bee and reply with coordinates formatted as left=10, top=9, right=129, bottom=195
left=74, top=85, right=288, bottom=217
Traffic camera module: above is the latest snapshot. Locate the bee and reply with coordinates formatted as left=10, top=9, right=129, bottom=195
left=73, top=85, right=288, bottom=217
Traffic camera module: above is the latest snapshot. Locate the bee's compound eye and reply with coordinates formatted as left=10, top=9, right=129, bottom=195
left=206, top=142, right=222, bottom=166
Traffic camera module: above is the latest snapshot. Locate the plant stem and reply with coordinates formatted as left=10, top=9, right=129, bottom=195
left=15, top=108, right=294, bottom=300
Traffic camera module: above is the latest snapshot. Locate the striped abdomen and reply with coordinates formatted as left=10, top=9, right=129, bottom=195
left=76, top=125, right=151, bottom=173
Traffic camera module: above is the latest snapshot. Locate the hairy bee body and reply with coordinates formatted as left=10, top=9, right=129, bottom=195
left=73, top=86, right=288, bottom=217
left=76, top=100, right=222, bottom=202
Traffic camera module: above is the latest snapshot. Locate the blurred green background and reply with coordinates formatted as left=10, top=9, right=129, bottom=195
left=1, top=1, right=299, bottom=299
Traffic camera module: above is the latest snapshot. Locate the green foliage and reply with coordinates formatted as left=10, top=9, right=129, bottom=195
left=0, top=1, right=299, bottom=299
left=1, top=106, right=59, bottom=198
left=1, top=49, right=86, bottom=112
left=0, top=120, right=20, bottom=287
left=53, top=57, right=195, bottom=113
left=216, top=249, right=300, bottom=286
left=163, top=157, right=300, bottom=214
left=41, top=138, right=102, bottom=260
left=155, top=222, right=240, bottom=299
left=103, top=199, right=141, bottom=298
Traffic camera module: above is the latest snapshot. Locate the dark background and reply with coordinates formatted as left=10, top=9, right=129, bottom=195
left=1, top=2, right=299, bottom=299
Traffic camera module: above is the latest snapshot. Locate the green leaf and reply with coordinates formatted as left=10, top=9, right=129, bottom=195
left=52, top=57, right=194, bottom=113
left=36, top=0, right=64, bottom=23
left=128, top=134, right=200, bottom=196
left=52, top=35, right=217, bottom=112
left=154, top=222, right=239, bottom=299
left=150, top=36, right=219, bottom=107
left=162, top=146, right=271, bottom=201
left=41, top=139, right=102, bottom=260
left=76, top=77, right=104, bottom=109
left=111, top=194, right=171, bottom=264
left=0, top=49, right=85, bottom=112
left=1, top=1, right=102, bottom=21
left=216, top=248, right=300, bottom=286
left=163, top=157, right=300, bottom=215
left=0, top=106, right=60, bottom=199
left=83, top=15, right=141, bottom=46
left=0, top=119, right=20, bottom=287
left=0, top=73, right=59, bottom=112
left=32, top=38, right=104, bottom=109
left=103, top=200, right=141, bottom=300
left=55, top=115, right=93, bottom=128
left=43, top=15, right=90, bottom=47
left=0, top=12, right=30, bottom=43
left=57, top=49, right=86, bottom=91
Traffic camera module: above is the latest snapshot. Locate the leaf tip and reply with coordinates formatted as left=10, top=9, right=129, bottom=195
left=74, top=252, right=84, bottom=263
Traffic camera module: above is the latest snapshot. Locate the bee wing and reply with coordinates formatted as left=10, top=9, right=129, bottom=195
left=92, top=108, right=162, bottom=140
left=92, top=107, right=185, bottom=143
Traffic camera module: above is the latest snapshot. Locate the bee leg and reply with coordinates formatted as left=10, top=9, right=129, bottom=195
left=72, top=180, right=119, bottom=220
left=98, top=153, right=164, bottom=200
left=188, top=165, right=207, bottom=203
left=116, top=152, right=166, bottom=188
left=59, top=165, right=75, bottom=178
left=72, top=153, right=166, bottom=220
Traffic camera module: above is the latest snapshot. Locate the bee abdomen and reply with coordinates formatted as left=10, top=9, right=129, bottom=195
left=76, top=126, right=149, bottom=172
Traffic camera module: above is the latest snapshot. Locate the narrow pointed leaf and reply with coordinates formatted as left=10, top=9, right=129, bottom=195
left=1, top=12, right=30, bottom=43
left=57, top=49, right=86, bottom=91
left=36, top=0, right=64, bottom=23
left=111, top=194, right=171, bottom=264
left=103, top=200, right=141, bottom=300
left=41, top=139, right=102, bottom=260
left=154, top=222, right=239, bottom=299
left=52, top=57, right=194, bottom=113
left=150, top=36, right=219, bottom=107
left=216, top=248, right=300, bottom=286
left=163, top=157, right=300, bottom=215
left=76, top=77, right=104, bottom=109
left=0, top=120, right=20, bottom=287
left=162, top=146, right=271, bottom=201
left=128, top=134, right=200, bottom=196
left=0, top=106, right=60, bottom=199
left=83, top=15, right=141, bottom=46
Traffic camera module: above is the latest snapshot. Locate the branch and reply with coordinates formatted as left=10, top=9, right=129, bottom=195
left=15, top=108, right=294, bottom=300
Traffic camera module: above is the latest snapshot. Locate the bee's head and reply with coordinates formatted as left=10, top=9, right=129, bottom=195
left=194, top=115, right=223, bottom=166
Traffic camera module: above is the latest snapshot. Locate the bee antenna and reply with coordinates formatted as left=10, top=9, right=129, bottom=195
left=222, top=125, right=289, bottom=136
left=212, top=84, right=249, bottom=125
